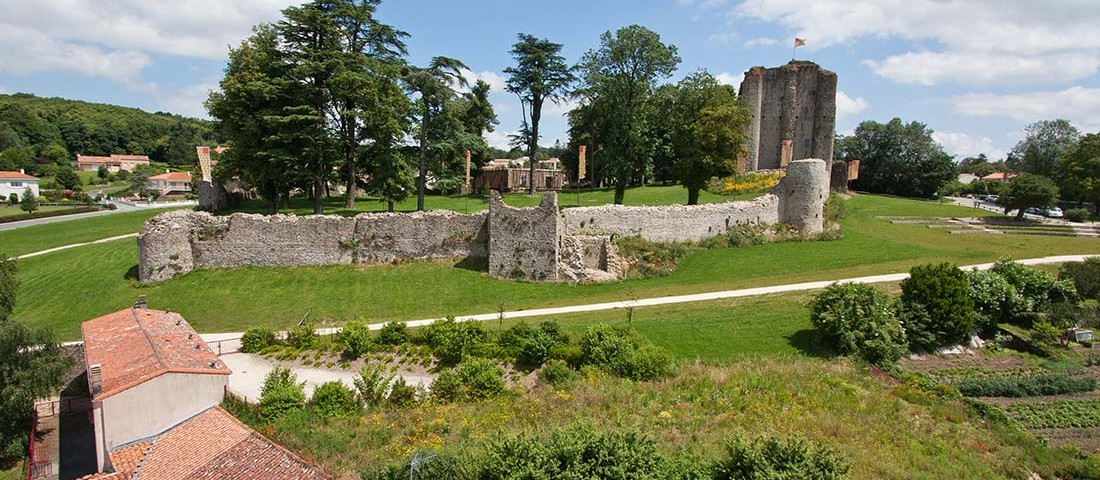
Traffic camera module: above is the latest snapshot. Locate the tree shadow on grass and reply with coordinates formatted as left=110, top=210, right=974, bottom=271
left=454, top=256, right=488, bottom=273
left=785, top=329, right=831, bottom=358
left=123, top=265, right=139, bottom=281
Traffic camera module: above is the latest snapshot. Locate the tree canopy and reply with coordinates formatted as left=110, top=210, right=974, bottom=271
left=999, top=173, right=1059, bottom=220
left=1010, top=119, right=1080, bottom=179
left=838, top=118, right=956, bottom=198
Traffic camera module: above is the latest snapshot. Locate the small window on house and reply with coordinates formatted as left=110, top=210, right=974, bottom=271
left=10, top=182, right=22, bottom=187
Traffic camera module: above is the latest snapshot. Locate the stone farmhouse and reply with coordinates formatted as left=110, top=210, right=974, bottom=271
left=79, top=304, right=329, bottom=479
left=76, top=154, right=150, bottom=173
left=147, top=171, right=193, bottom=195
left=0, top=170, right=38, bottom=200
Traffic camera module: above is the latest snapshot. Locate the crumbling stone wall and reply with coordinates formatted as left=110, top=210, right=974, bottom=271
left=777, top=159, right=829, bottom=235
left=739, top=61, right=836, bottom=177
left=558, top=235, right=625, bottom=282
left=562, top=195, right=780, bottom=243
left=138, top=210, right=488, bottom=283
left=488, top=192, right=561, bottom=281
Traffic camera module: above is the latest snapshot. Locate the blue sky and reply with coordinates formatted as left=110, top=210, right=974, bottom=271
left=1, top=0, right=1098, bottom=160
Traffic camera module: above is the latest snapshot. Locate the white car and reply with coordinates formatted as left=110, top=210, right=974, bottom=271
left=1044, top=207, right=1064, bottom=218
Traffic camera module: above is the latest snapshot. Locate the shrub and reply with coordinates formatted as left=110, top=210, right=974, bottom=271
left=1032, top=320, right=1064, bottom=346
left=900, top=263, right=976, bottom=351
left=426, top=317, right=490, bottom=364
left=964, top=269, right=1028, bottom=333
left=500, top=321, right=570, bottom=366
left=1060, top=257, right=1100, bottom=300
left=991, top=258, right=1078, bottom=313
left=240, top=327, right=275, bottom=353
left=1066, top=207, right=1089, bottom=223
left=809, top=282, right=907, bottom=366
left=376, top=321, right=408, bottom=346
left=310, top=381, right=359, bottom=417
left=577, top=323, right=672, bottom=381
left=713, top=435, right=849, bottom=480
left=286, top=323, right=316, bottom=349
left=386, top=377, right=420, bottom=407
left=614, top=235, right=695, bottom=278
left=259, top=367, right=306, bottom=421
left=480, top=425, right=680, bottom=479
left=954, top=374, right=1096, bottom=397
left=340, top=321, right=373, bottom=358
left=354, top=364, right=394, bottom=407
left=538, top=359, right=577, bottom=388
left=431, top=357, right=506, bottom=402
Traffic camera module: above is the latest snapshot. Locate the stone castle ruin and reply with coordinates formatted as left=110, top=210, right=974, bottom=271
left=146, top=61, right=839, bottom=284
left=138, top=159, right=828, bottom=283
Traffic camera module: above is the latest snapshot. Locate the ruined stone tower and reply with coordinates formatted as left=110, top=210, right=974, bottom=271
left=739, top=61, right=837, bottom=172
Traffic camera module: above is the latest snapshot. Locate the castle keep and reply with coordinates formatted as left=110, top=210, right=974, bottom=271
left=739, top=61, right=836, bottom=172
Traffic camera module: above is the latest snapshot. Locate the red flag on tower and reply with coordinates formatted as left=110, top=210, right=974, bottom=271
left=794, top=37, right=806, bottom=47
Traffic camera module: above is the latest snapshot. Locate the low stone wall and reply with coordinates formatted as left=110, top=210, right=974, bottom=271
left=138, top=210, right=488, bottom=283
left=562, top=195, right=780, bottom=243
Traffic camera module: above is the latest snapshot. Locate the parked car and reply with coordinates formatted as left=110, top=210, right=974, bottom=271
left=987, top=195, right=999, bottom=203
left=1044, top=207, right=1064, bottom=218
left=1025, top=207, right=1042, bottom=215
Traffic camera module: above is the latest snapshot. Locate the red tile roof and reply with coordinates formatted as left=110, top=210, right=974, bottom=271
left=77, top=154, right=151, bottom=165
left=88, top=407, right=330, bottom=480
left=111, top=154, right=151, bottom=162
left=109, top=440, right=153, bottom=478
left=81, top=308, right=229, bottom=401
left=0, top=171, right=37, bottom=180
left=149, top=171, right=192, bottom=181
left=982, top=172, right=1017, bottom=180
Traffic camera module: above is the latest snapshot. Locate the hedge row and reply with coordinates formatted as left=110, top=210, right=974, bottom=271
left=953, top=374, right=1096, bottom=398
left=0, top=206, right=102, bottom=224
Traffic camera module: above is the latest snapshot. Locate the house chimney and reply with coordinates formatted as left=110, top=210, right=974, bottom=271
left=134, top=295, right=147, bottom=309
left=18, top=169, right=24, bottom=174
left=89, top=364, right=103, bottom=395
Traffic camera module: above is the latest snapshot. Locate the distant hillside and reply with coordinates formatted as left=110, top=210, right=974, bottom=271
left=0, top=93, right=219, bottom=170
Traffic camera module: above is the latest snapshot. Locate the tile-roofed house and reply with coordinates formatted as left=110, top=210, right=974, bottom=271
left=76, top=154, right=150, bottom=173
left=981, top=172, right=1017, bottom=181
left=85, top=407, right=329, bottom=480
left=0, top=170, right=39, bottom=200
left=147, top=171, right=193, bottom=195
left=82, top=306, right=230, bottom=472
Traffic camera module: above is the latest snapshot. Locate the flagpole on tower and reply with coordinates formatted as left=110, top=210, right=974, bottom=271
left=792, top=37, right=805, bottom=61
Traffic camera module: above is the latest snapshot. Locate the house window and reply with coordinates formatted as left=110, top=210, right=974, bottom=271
left=10, top=182, right=22, bottom=187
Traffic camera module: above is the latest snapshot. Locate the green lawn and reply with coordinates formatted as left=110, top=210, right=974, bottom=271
left=12, top=193, right=1100, bottom=340
left=0, top=208, right=185, bottom=257
left=230, top=184, right=745, bottom=216
left=0, top=205, right=75, bottom=218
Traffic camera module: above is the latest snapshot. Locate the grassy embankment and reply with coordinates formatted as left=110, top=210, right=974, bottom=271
left=9, top=190, right=1100, bottom=340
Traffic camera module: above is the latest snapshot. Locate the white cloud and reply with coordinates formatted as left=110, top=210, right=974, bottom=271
left=157, top=81, right=218, bottom=119
left=484, top=130, right=519, bottom=150
left=458, top=69, right=507, bottom=93
left=542, top=97, right=580, bottom=117
left=951, top=86, right=1100, bottom=132
left=743, top=37, right=778, bottom=47
left=932, top=131, right=1007, bottom=161
left=835, top=91, right=867, bottom=119
left=729, top=0, right=1100, bottom=86
left=0, top=25, right=152, bottom=87
left=715, top=72, right=740, bottom=86
left=0, top=86, right=7, bottom=94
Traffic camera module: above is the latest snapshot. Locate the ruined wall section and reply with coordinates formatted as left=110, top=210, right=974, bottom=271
left=739, top=61, right=836, bottom=173
left=190, top=214, right=356, bottom=269
left=138, top=210, right=204, bottom=283
left=354, top=211, right=488, bottom=263
left=488, top=192, right=561, bottom=281
left=562, top=195, right=780, bottom=243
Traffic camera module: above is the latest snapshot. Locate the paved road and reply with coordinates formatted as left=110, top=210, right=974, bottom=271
left=197, top=253, right=1100, bottom=353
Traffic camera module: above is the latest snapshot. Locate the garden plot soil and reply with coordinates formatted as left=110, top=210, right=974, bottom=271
left=1034, top=427, right=1100, bottom=452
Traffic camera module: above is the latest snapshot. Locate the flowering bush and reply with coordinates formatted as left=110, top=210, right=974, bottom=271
left=708, top=170, right=785, bottom=196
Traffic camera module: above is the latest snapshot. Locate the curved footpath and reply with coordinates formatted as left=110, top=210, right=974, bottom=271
left=197, top=253, right=1100, bottom=352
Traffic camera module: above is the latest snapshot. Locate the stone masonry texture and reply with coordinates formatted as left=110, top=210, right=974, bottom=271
left=488, top=191, right=561, bottom=281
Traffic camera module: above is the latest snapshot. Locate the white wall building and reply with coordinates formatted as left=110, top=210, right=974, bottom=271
left=0, top=170, right=39, bottom=201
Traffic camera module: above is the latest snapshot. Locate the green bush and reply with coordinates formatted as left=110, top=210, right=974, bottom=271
left=286, top=323, right=316, bottom=349
left=1066, top=208, right=1089, bottom=223
left=577, top=323, right=672, bottom=381
left=1060, top=257, right=1100, bottom=300
left=713, top=435, right=849, bottom=480
left=500, top=321, right=570, bottom=366
left=991, top=258, right=1078, bottom=313
left=376, top=321, right=409, bottom=346
left=386, top=377, right=420, bottom=407
left=353, top=364, right=395, bottom=407
left=614, top=235, right=695, bottom=278
left=259, top=366, right=306, bottom=421
left=954, top=374, right=1096, bottom=398
left=964, top=269, right=1028, bottom=333
left=340, top=321, right=373, bottom=358
left=538, top=359, right=578, bottom=388
left=900, top=263, right=976, bottom=351
left=310, top=381, right=359, bottom=417
left=431, top=357, right=506, bottom=402
left=809, top=282, right=907, bottom=366
left=480, top=425, right=683, bottom=479
left=426, top=317, right=490, bottom=364
left=240, top=327, right=275, bottom=353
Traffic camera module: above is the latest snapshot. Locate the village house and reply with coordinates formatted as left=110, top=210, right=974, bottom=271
left=79, top=303, right=329, bottom=479
left=0, top=170, right=39, bottom=201
left=147, top=171, right=192, bottom=195
left=475, top=157, right=568, bottom=192
left=76, top=154, right=150, bottom=173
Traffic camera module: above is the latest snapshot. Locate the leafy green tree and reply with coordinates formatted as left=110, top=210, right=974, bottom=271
left=575, top=25, right=680, bottom=204
left=97, top=165, right=108, bottom=180
left=505, top=33, right=575, bottom=195
left=809, top=282, right=907, bottom=366
left=41, top=143, right=69, bottom=165
left=900, top=263, right=976, bottom=351
left=309, top=381, right=359, bottom=417
left=55, top=165, right=80, bottom=190
left=353, top=363, right=394, bottom=407
left=0, top=256, right=74, bottom=458
left=1058, top=132, right=1100, bottom=206
left=1010, top=119, right=1080, bottom=179
left=18, top=187, right=37, bottom=214
left=460, top=79, right=499, bottom=138
left=405, top=57, right=468, bottom=210
left=664, top=70, right=748, bottom=204
left=259, top=366, right=306, bottom=420
left=838, top=118, right=957, bottom=198
left=998, top=173, right=1058, bottom=220
left=0, top=148, right=31, bottom=173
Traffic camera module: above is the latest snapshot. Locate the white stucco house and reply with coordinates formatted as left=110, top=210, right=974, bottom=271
left=147, top=171, right=192, bottom=195
left=0, top=170, right=39, bottom=201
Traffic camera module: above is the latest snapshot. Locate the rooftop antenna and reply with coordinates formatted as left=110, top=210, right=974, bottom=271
left=408, top=451, right=437, bottom=480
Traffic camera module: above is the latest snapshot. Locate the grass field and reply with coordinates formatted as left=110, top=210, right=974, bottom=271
left=229, top=184, right=745, bottom=216
left=11, top=193, right=1100, bottom=340
left=0, top=208, right=184, bottom=257
left=0, top=205, right=74, bottom=218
